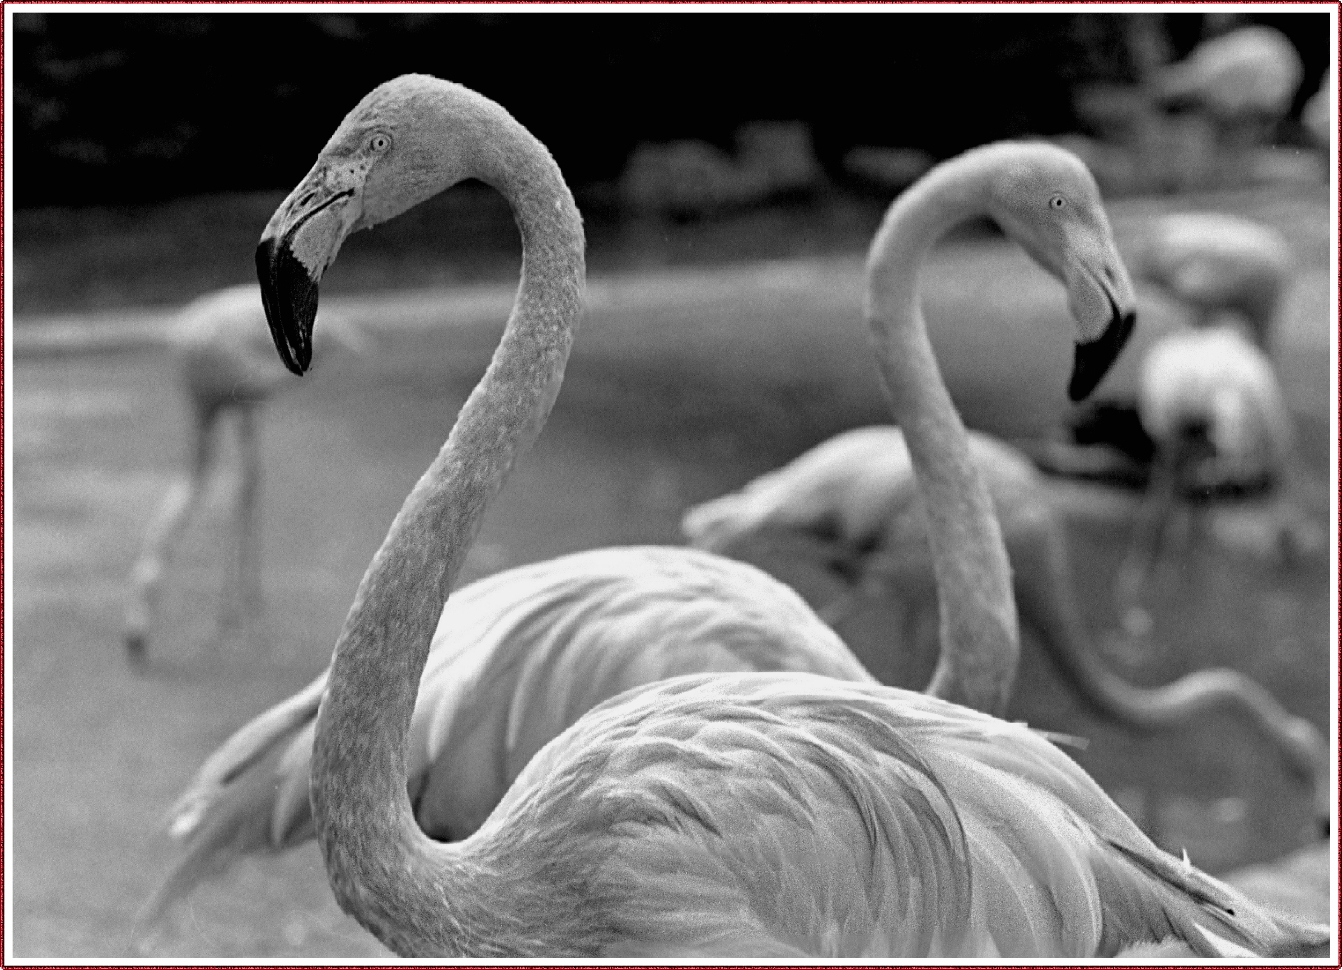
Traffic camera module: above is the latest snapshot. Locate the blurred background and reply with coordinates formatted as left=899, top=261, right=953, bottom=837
left=10, top=7, right=1337, bottom=959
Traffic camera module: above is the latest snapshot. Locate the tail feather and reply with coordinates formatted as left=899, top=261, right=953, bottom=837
left=135, top=674, right=326, bottom=937
left=681, top=494, right=753, bottom=551
left=167, top=672, right=325, bottom=838
left=1098, top=838, right=1331, bottom=958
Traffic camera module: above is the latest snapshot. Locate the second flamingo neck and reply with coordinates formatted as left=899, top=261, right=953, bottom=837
left=865, top=162, right=1019, bottom=715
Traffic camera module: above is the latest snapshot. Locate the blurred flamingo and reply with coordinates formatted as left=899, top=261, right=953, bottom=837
left=1130, top=212, right=1291, bottom=350
left=1302, top=66, right=1334, bottom=148
left=1223, top=841, right=1334, bottom=926
left=1151, top=24, right=1303, bottom=169
left=1113, top=323, right=1319, bottom=636
left=122, top=283, right=366, bottom=662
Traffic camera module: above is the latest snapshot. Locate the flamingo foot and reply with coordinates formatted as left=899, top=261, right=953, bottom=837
left=1120, top=605, right=1154, bottom=640
left=124, top=629, right=148, bottom=667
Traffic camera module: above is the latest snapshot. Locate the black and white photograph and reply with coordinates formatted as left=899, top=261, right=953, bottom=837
left=6, top=4, right=1337, bottom=960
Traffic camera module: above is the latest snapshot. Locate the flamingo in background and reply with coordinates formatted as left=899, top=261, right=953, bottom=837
left=681, top=423, right=1328, bottom=831
left=1223, top=842, right=1333, bottom=926
left=177, top=72, right=1330, bottom=957
left=1150, top=24, right=1303, bottom=185
left=1302, top=66, right=1334, bottom=149
left=1113, top=322, right=1319, bottom=636
left=1131, top=212, right=1291, bottom=351
left=122, top=284, right=366, bottom=663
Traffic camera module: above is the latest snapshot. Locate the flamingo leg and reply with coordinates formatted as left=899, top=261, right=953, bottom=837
left=1113, top=447, right=1184, bottom=643
left=219, top=404, right=262, bottom=645
left=124, top=401, right=220, bottom=664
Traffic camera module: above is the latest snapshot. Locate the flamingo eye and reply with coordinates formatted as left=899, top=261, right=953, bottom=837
left=368, top=132, right=392, bottom=153
left=1049, top=194, right=1067, bottom=210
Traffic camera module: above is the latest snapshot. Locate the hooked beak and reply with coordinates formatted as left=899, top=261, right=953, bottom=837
left=255, top=168, right=360, bottom=376
left=1064, top=235, right=1139, bottom=401
left=1069, top=303, right=1137, bottom=401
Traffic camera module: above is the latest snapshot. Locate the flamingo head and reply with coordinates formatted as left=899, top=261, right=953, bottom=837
left=986, top=143, right=1139, bottom=400
left=256, top=75, right=495, bottom=374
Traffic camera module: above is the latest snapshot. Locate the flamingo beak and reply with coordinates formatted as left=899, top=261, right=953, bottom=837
left=256, top=166, right=360, bottom=376
left=1069, top=305, right=1137, bottom=401
left=256, top=234, right=320, bottom=376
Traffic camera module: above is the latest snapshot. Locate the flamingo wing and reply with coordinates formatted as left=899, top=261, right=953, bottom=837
left=493, top=672, right=1329, bottom=958
left=148, top=547, right=872, bottom=923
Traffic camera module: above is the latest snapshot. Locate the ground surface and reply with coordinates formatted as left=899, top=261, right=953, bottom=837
left=9, top=184, right=1335, bottom=958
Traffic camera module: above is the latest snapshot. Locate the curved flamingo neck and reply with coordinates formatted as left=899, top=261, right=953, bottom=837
left=864, top=154, right=1019, bottom=715
left=309, top=109, right=584, bottom=954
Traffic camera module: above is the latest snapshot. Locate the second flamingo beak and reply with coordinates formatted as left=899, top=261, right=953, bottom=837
left=1070, top=305, right=1137, bottom=401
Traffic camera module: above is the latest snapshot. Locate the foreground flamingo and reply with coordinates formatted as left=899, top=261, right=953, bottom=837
left=161, top=74, right=1323, bottom=957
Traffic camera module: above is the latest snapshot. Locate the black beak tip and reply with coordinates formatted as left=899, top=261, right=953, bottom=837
left=1069, top=309, right=1136, bottom=402
left=255, top=237, right=318, bottom=376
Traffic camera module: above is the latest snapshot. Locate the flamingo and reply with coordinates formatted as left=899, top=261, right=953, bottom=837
left=122, top=283, right=366, bottom=662
left=1302, top=66, right=1334, bottom=149
left=218, top=74, right=1327, bottom=957
left=1151, top=25, right=1304, bottom=151
left=680, top=424, right=1328, bottom=829
left=1130, top=212, right=1292, bottom=351
left=1223, top=842, right=1334, bottom=925
left=1113, top=323, right=1318, bottom=635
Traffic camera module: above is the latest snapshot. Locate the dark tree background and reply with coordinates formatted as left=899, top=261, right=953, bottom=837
left=12, top=10, right=1332, bottom=208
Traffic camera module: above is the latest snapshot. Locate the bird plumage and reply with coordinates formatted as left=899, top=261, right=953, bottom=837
left=1152, top=25, right=1304, bottom=124
left=1112, top=322, right=1311, bottom=640
left=1132, top=212, right=1291, bottom=349
left=417, top=672, right=1328, bottom=958
left=141, top=546, right=872, bottom=929
left=1138, top=324, right=1291, bottom=491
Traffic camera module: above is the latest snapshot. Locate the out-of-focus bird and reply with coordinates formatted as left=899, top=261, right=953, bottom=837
left=1136, top=324, right=1291, bottom=492
left=1151, top=25, right=1304, bottom=144
left=1222, top=842, right=1334, bottom=925
left=1114, top=323, right=1317, bottom=634
left=122, top=284, right=366, bottom=663
left=152, top=70, right=1320, bottom=957
left=1131, top=212, right=1292, bottom=351
left=681, top=424, right=1328, bottom=822
left=1302, top=66, right=1334, bottom=149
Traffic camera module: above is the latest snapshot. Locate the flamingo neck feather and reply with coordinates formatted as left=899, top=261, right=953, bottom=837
left=864, top=153, right=1019, bottom=715
left=309, top=101, right=585, bottom=955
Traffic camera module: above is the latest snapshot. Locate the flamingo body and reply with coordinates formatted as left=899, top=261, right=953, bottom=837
left=1133, top=213, right=1291, bottom=349
left=1153, top=26, right=1303, bottom=125
left=382, top=671, right=1327, bottom=958
left=1138, top=325, right=1290, bottom=491
left=1303, top=67, right=1334, bottom=148
left=683, top=426, right=1038, bottom=561
left=147, top=546, right=871, bottom=919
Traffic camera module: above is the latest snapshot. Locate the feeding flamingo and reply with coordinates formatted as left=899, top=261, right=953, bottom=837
left=122, top=284, right=365, bottom=662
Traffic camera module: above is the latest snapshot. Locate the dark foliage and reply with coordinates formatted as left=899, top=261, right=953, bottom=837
left=12, top=10, right=1331, bottom=207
